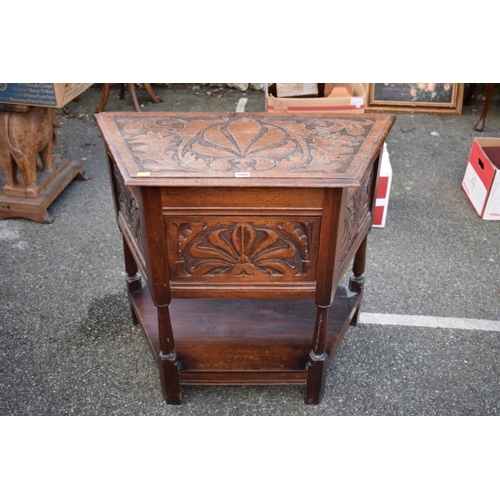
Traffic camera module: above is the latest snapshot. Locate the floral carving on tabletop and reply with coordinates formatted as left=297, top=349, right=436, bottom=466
left=302, top=120, right=369, bottom=170
left=183, top=117, right=303, bottom=172
left=114, top=115, right=374, bottom=176
left=116, top=117, right=198, bottom=173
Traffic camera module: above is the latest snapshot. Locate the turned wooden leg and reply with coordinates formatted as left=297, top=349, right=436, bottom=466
left=305, top=187, right=347, bottom=404
left=122, top=236, right=142, bottom=324
left=305, top=305, right=330, bottom=404
left=96, top=83, right=111, bottom=113
left=144, top=84, right=161, bottom=103
left=349, top=236, right=367, bottom=326
left=157, top=306, right=182, bottom=404
left=128, top=84, right=141, bottom=112
left=474, top=83, right=495, bottom=132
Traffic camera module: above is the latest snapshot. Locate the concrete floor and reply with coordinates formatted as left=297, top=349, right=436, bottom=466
left=1, top=84, right=499, bottom=416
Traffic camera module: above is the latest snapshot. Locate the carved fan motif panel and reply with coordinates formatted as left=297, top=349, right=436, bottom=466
left=164, top=216, right=320, bottom=283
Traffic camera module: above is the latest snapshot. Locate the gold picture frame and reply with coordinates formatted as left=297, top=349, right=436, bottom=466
left=365, top=83, right=464, bottom=114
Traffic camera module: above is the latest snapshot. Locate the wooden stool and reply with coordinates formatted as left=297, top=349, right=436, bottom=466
left=96, top=84, right=161, bottom=112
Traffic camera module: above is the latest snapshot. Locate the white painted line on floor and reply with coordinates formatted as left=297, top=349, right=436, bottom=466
left=236, top=98, right=248, bottom=113
left=359, top=313, right=500, bottom=332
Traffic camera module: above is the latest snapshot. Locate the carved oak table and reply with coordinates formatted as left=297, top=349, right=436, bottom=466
left=95, top=112, right=395, bottom=404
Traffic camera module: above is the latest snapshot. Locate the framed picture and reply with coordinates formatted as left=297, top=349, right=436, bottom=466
left=365, top=83, right=464, bottom=114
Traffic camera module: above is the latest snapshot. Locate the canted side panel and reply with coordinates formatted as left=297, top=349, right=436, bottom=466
left=164, top=215, right=321, bottom=288
left=337, top=167, right=375, bottom=275
left=109, top=155, right=147, bottom=278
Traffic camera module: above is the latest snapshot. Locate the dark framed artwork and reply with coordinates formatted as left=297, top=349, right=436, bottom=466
left=365, top=83, right=464, bottom=114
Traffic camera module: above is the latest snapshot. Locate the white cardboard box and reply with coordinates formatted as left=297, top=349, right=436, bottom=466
left=266, top=83, right=366, bottom=114
left=462, top=137, right=500, bottom=220
left=372, top=143, right=392, bottom=228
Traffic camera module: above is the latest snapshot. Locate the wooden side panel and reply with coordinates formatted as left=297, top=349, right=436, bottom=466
left=337, top=165, right=376, bottom=278
left=108, top=153, right=148, bottom=280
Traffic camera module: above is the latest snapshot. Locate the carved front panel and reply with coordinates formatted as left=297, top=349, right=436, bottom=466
left=164, top=216, right=320, bottom=284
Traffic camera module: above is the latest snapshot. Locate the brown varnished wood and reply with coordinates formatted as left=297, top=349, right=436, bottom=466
left=96, top=111, right=395, bottom=404
left=164, top=213, right=322, bottom=298
left=129, top=284, right=360, bottom=384
left=95, top=112, right=394, bottom=187
left=106, top=152, right=148, bottom=281
left=141, top=186, right=181, bottom=403
left=161, top=186, right=324, bottom=210
left=122, top=236, right=142, bottom=324
left=140, top=186, right=171, bottom=306
left=347, top=150, right=382, bottom=327
left=306, top=187, right=347, bottom=403
left=465, top=83, right=496, bottom=132
left=474, top=83, right=495, bottom=132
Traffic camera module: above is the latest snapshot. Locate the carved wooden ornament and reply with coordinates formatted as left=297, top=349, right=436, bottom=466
left=97, top=112, right=393, bottom=186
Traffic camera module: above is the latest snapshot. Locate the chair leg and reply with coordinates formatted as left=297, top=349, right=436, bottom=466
left=144, top=83, right=161, bottom=103
left=96, top=83, right=111, bottom=113
left=96, top=83, right=160, bottom=113
left=128, top=83, right=141, bottom=112
left=474, top=83, right=495, bottom=132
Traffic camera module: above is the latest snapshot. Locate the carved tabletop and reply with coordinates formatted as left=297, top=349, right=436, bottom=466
left=96, top=112, right=394, bottom=187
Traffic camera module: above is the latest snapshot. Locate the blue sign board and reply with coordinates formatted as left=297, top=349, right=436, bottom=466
left=0, top=83, right=58, bottom=106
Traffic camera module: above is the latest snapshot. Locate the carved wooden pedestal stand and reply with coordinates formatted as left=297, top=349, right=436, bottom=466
left=0, top=154, right=86, bottom=223
left=0, top=104, right=87, bottom=223
left=96, top=111, right=395, bottom=405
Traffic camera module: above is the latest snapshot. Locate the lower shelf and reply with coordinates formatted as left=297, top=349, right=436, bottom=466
left=129, top=284, right=361, bottom=386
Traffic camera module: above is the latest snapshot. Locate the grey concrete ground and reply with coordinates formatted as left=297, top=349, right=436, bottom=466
left=1, top=84, right=499, bottom=415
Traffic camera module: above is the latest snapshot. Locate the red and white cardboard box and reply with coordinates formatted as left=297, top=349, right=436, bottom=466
left=462, top=138, right=500, bottom=220
left=373, top=143, right=392, bottom=228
